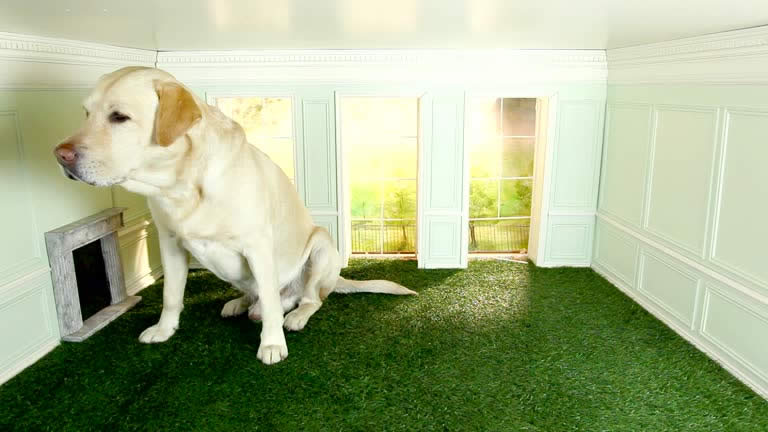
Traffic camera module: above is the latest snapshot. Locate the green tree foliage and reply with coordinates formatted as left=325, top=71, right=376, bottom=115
left=384, top=184, right=416, bottom=251
left=469, top=180, right=498, bottom=219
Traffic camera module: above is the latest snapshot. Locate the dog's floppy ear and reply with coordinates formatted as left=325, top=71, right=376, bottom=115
left=154, top=81, right=202, bottom=146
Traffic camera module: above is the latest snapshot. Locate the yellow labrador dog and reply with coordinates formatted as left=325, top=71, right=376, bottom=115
left=53, top=67, right=415, bottom=365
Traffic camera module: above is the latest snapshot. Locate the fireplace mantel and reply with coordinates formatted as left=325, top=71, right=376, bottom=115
left=45, top=207, right=141, bottom=342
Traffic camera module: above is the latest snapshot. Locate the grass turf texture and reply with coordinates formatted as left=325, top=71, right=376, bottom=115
left=1, top=259, right=766, bottom=431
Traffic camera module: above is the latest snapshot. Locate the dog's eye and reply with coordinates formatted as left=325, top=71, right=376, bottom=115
left=109, top=111, right=130, bottom=123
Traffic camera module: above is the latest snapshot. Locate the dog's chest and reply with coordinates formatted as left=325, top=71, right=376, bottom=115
left=183, top=238, right=251, bottom=284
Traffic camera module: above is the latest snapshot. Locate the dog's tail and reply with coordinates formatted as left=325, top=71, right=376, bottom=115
left=334, top=277, right=417, bottom=296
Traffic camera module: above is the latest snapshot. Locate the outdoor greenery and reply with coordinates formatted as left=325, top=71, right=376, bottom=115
left=2, top=260, right=767, bottom=431
left=216, top=96, right=537, bottom=254
left=217, top=96, right=295, bottom=180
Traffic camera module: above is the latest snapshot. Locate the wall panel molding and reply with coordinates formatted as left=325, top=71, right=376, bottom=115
left=0, top=270, right=59, bottom=385
left=302, top=99, right=337, bottom=211
left=642, top=105, right=719, bottom=259
left=593, top=219, right=639, bottom=287
left=597, top=102, right=653, bottom=228
left=709, top=108, right=768, bottom=292
left=701, top=283, right=768, bottom=385
left=597, top=214, right=768, bottom=310
left=0, top=110, right=49, bottom=288
left=549, top=100, right=604, bottom=212
left=637, top=250, right=700, bottom=329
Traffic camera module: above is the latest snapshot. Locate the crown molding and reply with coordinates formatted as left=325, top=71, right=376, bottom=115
left=608, top=26, right=768, bottom=85
left=0, top=31, right=607, bottom=88
left=156, top=49, right=607, bottom=85
left=0, top=32, right=156, bottom=89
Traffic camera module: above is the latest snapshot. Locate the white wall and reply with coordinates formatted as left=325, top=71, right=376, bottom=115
left=157, top=49, right=607, bottom=268
left=594, top=26, right=768, bottom=399
left=0, top=33, right=161, bottom=384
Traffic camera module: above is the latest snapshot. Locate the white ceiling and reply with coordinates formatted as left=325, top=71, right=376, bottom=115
left=2, top=0, right=768, bottom=51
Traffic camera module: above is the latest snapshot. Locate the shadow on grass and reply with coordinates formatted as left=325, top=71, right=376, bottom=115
left=1, top=260, right=766, bottom=432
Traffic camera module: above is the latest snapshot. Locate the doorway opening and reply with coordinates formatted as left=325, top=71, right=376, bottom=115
left=340, top=96, right=419, bottom=256
left=466, top=97, right=540, bottom=258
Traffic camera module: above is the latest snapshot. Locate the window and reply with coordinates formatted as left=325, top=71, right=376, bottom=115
left=215, top=97, right=295, bottom=182
left=466, top=98, right=536, bottom=253
left=341, top=97, right=419, bottom=254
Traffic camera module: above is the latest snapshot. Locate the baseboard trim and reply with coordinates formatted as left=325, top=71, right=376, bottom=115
left=126, top=266, right=163, bottom=296
left=0, top=338, right=58, bottom=386
left=593, top=262, right=768, bottom=400
left=596, top=213, right=768, bottom=305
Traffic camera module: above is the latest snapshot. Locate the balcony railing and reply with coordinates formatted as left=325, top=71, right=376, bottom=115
left=468, top=221, right=529, bottom=253
left=349, top=219, right=530, bottom=254
left=351, top=220, right=416, bottom=254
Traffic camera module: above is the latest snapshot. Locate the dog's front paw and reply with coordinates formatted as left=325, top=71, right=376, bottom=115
left=221, top=296, right=248, bottom=317
left=139, top=324, right=175, bottom=343
left=257, top=343, right=288, bottom=365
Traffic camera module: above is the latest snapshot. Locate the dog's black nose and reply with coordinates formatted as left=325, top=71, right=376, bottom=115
left=54, top=142, right=78, bottom=165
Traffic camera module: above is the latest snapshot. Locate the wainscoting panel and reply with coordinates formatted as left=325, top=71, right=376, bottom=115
left=550, top=100, right=603, bottom=212
left=598, top=103, right=652, bottom=227
left=117, top=218, right=162, bottom=295
left=638, top=250, right=700, bottom=328
left=418, top=92, right=466, bottom=269
left=645, top=106, right=718, bottom=257
left=543, top=214, right=594, bottom=266
left=426, top=99, right=463, bottom=211
left=422, top=215, right=462, bottom=268
left=0, top=270, right=59, bottom=385
left=711, top=109, right=768, bottom=290
left=593, top=219, right=639, bottom=287
left=702, top=283, right=768, bottom=385
left=0, top=111, right=48, bottom=288
left=302, top=99, right=337, bottom=212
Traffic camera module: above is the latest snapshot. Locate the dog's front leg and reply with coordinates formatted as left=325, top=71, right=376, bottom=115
left=139, top=226, right=188, bottom=343
left=245, top=240, right=288, bottom=365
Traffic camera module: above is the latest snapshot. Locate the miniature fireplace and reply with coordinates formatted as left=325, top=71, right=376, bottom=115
left=44, top=208, right=141, bottom=341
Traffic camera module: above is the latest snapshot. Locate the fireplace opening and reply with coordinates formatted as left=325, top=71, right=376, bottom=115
left=72, top=240, right=111, bottom=320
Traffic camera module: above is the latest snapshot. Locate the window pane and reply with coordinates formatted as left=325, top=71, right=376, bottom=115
left=502, top=98, right=536, bottom=136
left=469, top=137, right=499, bottom=178
left=467, top=98, right=500, bottom=138
left=350, top=182, right=381, bottom=219
left=382, top=180, right=417, bottom=219
left=500, top=179, right=533, bottom=217
left=217, top=97, right=264, bottom=131
left=469, top=179, right=499, bottom=219
left=260, top=138, right=294, bottom=180
left=382, top=137, right=418, bottom=179
left=501, top=138, right=535, bottom=178
left=216, top=96, right=295, bottom=183
left=468, top=219, right=530, bottom=252
left=260, top=97, right=293, bottom=137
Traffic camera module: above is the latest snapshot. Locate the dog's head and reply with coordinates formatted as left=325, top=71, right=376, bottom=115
left=54, top=67, right=202, bottom=188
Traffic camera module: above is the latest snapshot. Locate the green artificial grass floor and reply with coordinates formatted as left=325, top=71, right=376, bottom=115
left=1, top=259, right=767, bottom=431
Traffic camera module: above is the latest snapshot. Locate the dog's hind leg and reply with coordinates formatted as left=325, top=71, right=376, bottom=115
left=221, top=295, right=249, bottom=317
left=283, top=228, right=341, bottom=331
